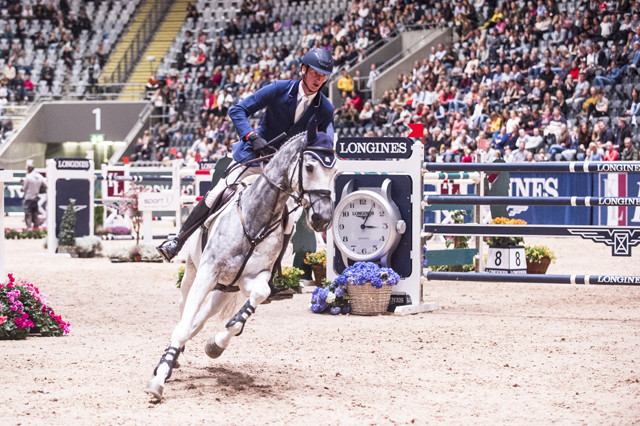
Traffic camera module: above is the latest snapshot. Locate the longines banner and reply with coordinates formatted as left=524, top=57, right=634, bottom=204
left=424, top=172, right=640, bottom=227
left=336, top=137, right=413, bottom=160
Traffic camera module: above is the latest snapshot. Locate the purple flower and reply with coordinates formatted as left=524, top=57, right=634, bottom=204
left=330, top=306, right=341, bottom=315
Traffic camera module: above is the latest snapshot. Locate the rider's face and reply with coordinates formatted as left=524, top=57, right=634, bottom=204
left=302, top=66, right=328, bottom=93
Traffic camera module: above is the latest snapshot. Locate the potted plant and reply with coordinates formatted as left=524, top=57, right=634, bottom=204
left=333, top=262, right=400, bottom=316
left=74, top=235, right=102, bottom=258
left=304, top=249, right=326, bottom=286
left=129, top=245, right=142, bottom=262
left=485, top=217, right=527, bottom=274
left=0, top=273, right=70, bottom=340
left=524, top=245, right=556, bottom=274
left=272, top=266, right=304, bottom=293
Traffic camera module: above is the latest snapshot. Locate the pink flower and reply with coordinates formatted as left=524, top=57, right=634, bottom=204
left=0, top=315, right=6, bottom=325
left=14, top=313, right=33, bottom=328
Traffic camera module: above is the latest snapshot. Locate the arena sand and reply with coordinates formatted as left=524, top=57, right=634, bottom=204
left=1, top=216, right=639, bottom=425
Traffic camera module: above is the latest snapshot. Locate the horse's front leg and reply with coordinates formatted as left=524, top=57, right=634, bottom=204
left=204, top=270, right=271, bottom=358
left=146, top=264, right=216, bottom=400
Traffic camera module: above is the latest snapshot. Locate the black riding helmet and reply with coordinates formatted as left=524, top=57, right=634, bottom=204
left=301, top=48, right=334, bottom=76
left=300, top=48, right=334, bottom=94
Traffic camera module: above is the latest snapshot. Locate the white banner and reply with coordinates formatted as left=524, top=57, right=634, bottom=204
left=138, top=191, right=179, bottom=212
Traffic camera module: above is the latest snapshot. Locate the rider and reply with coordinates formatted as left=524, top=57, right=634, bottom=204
left=157, top=47, right=335, bottom=262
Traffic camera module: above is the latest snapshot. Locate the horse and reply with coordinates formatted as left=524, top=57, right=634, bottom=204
left=145, top=128, right=335, bottom=400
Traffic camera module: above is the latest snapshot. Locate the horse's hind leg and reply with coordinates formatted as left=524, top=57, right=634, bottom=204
left=146, top=265, right=217, bottom=400
left=204, top=271, right=271, bottom=358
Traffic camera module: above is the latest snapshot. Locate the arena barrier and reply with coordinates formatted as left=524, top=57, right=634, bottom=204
left=421, top=161, right=640, bottom=282
left=94, top=159, right=225, bottom=243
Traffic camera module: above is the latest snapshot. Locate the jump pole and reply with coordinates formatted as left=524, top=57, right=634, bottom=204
left=424, top=162, right=640, bottom=173
left=426, top=271, right=640, bottom=285
left=423, top=195, right=640, bottom=207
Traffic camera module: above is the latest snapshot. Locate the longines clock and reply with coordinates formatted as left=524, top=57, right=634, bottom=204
left=332, top=178, right=406, bottom=268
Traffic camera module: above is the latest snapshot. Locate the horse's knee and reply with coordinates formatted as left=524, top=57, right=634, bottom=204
left=253, top=284, right=271, bottom=301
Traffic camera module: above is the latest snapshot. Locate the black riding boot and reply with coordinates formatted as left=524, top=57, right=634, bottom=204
left=156, top=197, right=211, bottom=262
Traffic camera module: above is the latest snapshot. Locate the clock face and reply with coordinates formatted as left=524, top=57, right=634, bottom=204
left=333, top=190, right=398, bottom=261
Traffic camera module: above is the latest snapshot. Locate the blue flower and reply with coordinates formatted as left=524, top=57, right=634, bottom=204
left=309, top=287, right=330, bottom=313
left=338, top=262, right=400, bottom=287
left=335, top=286, right=345, bottom=298
left=330, top=306, right=341, bottom=315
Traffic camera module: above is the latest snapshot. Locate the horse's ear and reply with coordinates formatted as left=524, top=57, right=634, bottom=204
left=307, top=115, right=318, bottom=144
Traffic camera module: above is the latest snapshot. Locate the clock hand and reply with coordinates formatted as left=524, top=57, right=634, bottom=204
left=360, top=205, right=375, bottom=229
left=362, top=225, right=378, bottom=229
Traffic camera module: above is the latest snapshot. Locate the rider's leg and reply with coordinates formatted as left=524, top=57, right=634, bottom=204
left=156, top=162, right=260, bottom=262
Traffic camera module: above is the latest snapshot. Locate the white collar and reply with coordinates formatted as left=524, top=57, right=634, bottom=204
left=297, top=86, right=317, bottom=104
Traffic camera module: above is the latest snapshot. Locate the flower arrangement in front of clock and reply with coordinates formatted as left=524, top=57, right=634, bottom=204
left=309, top=278, right=351, bottom=315
left=309, top=262, right=400, bottom=316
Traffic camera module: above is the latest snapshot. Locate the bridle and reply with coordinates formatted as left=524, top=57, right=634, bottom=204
left=260, top=141, right=334, bottom=214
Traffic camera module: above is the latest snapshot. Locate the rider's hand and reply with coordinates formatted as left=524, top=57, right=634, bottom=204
left=247, top=132, right=275, bottom=156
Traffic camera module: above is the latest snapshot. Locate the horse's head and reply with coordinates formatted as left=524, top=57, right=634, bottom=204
left=262, top=122, right=335, bottom=232
left=299, top=130, right=335, bottom=232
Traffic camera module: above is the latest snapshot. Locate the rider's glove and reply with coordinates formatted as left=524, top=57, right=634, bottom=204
left=247, top=132, right=275, bottom=157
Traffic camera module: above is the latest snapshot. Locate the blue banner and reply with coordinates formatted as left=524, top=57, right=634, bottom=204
left=507, top=172, right=592, bottom=225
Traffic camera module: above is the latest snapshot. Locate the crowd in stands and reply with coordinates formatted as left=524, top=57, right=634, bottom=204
left=140, top=0, right=640, bottom=165
left=335, top=0, right=640, bottom=163
left=2, top=1, right=640, bottom=165
left=136, top=0, right=449, bottom=163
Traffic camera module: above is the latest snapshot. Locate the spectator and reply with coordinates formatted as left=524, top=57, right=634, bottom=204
left=586, top=142, right=604, bottom=161
left=22, top=161, right=46, bottom=230
left=621, top=137, right=640, bottom=161
left=337, top=70, right=354, bottom=94
left=40, top=60, right=54, bottom=88
left=603, top=141, right=620, bottom=161
left=614, top=118, right=632, bottom=151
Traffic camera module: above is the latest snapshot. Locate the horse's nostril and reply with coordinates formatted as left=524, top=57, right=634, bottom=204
left=311, top=213, right=322, bottom=224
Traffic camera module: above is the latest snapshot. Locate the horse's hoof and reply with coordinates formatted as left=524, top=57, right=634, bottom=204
left=204, top=338, right=225, bottom=359
left=145, top=380, right=164, bottom=401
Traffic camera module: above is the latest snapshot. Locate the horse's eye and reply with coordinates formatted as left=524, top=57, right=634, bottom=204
left=305, top=163, right=314, bottom=173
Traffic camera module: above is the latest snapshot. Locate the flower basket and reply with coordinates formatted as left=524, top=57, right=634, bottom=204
left=347, top=283, right=392, bottom=316
left=526, top=256, right=552, bottom=274
left=311, top=264, right=326, bottom=286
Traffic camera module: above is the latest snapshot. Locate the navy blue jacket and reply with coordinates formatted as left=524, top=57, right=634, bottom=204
left=228, top=79, right=334, bottom=163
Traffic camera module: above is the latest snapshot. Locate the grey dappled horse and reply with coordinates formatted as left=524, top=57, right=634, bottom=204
left=145, top=130, right=335, bottom=400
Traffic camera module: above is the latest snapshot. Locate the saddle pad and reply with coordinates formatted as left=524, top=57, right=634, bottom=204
left=202, top=174, right=260, bottom=230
